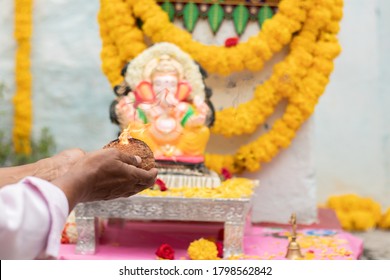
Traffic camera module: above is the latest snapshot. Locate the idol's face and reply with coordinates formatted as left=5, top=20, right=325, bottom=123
left=152, top=73, right=178, bottom=97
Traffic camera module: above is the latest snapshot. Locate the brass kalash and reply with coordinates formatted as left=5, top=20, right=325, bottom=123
left=285, top=213, right=304, bottom=260
left=74, top=43, right=255, bottom=258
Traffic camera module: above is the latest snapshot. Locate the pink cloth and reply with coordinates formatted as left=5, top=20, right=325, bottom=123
left=59, top=220, right=363, bottom=260
left=0, top=176, right=68, bottom=259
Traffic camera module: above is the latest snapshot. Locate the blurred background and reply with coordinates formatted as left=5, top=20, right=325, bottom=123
left=0, top=0, right=389, bottom=210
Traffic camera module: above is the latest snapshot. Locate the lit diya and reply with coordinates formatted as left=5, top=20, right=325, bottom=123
left=103, top=127, right=155, bottom=170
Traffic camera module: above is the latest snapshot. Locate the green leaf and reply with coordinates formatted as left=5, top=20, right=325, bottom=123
left=233, top=4, right=249, bottom=36
left=258, top=5, right=274, bottom=28
left=161, top=1, right=175, bottom=22
left=208, top=4, right=224, bottom=34
left=183, top=3, right=200, bottom=32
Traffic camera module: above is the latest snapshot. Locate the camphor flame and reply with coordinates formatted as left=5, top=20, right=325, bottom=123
left=119, top=122, right=152, bottom=145
left=119, top=127, right=131, bottom=145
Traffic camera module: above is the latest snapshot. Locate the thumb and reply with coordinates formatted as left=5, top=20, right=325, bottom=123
left=118, top=153, right=142, bottom=167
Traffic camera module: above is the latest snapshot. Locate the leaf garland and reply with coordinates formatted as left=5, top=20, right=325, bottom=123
left=127, top=0, right=304, bottom=75
left=258, top=5, right=274, bottom=28
left=233, top=4, right=249, bottom=36
left=207, top=3, right=225, bottom=34
left=183, top=2, right=199, bottom=32
left=161, top=1, right=175, bottom=22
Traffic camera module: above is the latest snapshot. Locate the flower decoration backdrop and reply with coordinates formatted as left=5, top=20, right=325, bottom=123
left=0, top=0, right=390, bottom=219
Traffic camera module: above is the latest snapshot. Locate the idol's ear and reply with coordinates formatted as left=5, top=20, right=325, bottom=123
left=205, top=85, right=213, bottom=99
left=195, top=61, right=208, bottom=80
left=121, top=62, right=130, bottom=77
left=176, top=81, right=192, bottom=101
left=204, top=86, right=215, bottom=128
left=113, top=81, right=131, bottom=97
left=109, top=99, right=120, bottom=125
left=135, top=81, right=155, bottom=103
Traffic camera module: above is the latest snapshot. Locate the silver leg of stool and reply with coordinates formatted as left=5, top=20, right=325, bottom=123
left=223, top=220, right=245, bottom=258
left=75, top=216, right=97, bottom=255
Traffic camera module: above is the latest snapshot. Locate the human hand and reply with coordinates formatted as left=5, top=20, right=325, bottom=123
left=36, top=149, right=86, bottom=182
left=0, top=148, right=86, bottom=188
left=52, top=148, right=158, bottom=211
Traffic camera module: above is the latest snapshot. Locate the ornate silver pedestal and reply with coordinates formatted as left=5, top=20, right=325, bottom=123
left=74, top=195, right=252, bottom=258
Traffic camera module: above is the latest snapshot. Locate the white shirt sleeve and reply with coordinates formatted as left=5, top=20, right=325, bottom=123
left=0, top=176, right=69, bottom=259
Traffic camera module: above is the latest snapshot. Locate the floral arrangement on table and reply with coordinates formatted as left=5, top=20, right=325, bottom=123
left=326, top=194, right=390, bottom=231
left=154, top=228, right=357, bottom=260
left=97, top=0, right=344, bottom=175
left=156, top=232, right=224, bottom=260
left=141, top=177, right=254, bottom=199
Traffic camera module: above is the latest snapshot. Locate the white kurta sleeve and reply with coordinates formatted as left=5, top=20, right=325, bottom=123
left=0, top=176, right=69, bottom=259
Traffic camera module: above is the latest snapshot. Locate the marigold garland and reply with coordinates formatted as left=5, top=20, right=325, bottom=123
left=98, top=0, right=344, bottom=175
left=379, top=208, right=390, bottom=229
left=98, top=0, right=147, bottom=86
left=206, top=0, right=343, bottom=173
left=128, top=0, right=306, bottom=75
left=326, top=194, right=383, bottom=231
left=13, top=0, right=33, bottom=154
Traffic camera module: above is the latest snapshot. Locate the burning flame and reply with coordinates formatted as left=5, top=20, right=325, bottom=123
left=119, top=127, right=130, bottom=145
left=119, top=123, right=152, bottom=145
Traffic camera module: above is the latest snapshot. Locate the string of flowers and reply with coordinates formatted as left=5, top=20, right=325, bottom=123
left=13, top=0, right=34, bottom=154
left=326, top=194, right=390, bottom=231
left=205, top=0, right=343, bottom=173
left=379, top=208, right=390, bottom=229
left=98, top=0, right=147, bottom=87
left=97, top=0, right=343, bottom=174
left=127, top=0, right=306, bottom=75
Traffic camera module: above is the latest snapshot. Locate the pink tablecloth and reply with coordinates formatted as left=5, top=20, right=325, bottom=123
left=59, top=220, right=363, bottom=260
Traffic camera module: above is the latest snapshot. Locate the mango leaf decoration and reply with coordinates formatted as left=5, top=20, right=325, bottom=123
left=183, top=3, right=200, bottom=32
left=233, top=4, right=249, bottom=36
left=258, top=5, right=274, bottom=28
left=161, top=1, right=175, bottom=22
left=208, top=3, right=224, bottom=34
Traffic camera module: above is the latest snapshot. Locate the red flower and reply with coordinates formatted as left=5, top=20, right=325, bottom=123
left=61, top=235, right=69, bottom=244
left=216, top=241, right=223, bottom=258
left=221, top=167, right=232, bottom=180
left=155, top=243, right=175, bottom=260
left=155, top=178, right=168, bottom=191
left=217, top=228, right=224, bottom=241
left=224, top=37, right=239, bottom=47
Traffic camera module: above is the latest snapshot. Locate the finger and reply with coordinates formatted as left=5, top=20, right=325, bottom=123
left=117, top=152, right=142, bottom=167
left=123, top=166, right=158, bottom=188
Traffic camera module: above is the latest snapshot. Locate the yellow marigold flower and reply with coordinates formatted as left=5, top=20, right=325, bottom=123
left=187, top=238, right=219, bottom=260
left=379, top=208, right=390, bottom=229
left=350, top=210, right=376, bottom=231
left=327, top=194, right=382, bottom=231
left=335, top=211, right=353, bottom=231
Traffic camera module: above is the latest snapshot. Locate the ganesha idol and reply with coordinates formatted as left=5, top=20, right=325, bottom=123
left=110, top=43, right=215, bottom=166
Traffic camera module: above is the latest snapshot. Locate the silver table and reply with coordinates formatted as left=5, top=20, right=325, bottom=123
left=74, top=195, right=252, bottom=258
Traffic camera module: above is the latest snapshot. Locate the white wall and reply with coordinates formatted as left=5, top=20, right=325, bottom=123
left=313, top=0, right=390, bottom=208
left=1, top=0, right=389, bottom=219
left=0, top=0, right=117, bottom=150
